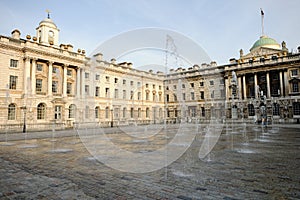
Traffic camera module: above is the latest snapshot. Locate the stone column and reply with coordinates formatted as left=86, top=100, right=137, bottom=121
left=254, top=73, right=258, bottom=99
left=279, top=71, right=283, bottom=96
left=283, top=71, right=289, bottom=96
left=225, top=78, right=229, bottom=100
left=48, top=61, right=53, bottom=96
left=81, top=68, right=85, bottom=98
left=243, top=75, right=247, bottom=99
left=63, top=64, right=68, bottom=97
left=266, top=72, right=271, bottom=98
left=76, top=68, right=81, bottom=98
left=238, top=76, right=242, bottom=99
left=31, top=58, right=36, bottom=95
left=23, top=57, right=31, bottom=95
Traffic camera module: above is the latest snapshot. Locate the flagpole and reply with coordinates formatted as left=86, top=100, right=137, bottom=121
left=260, top=8, right=264, bottom=36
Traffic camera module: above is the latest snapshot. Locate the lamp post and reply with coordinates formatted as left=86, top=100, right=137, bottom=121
left=21, top=106, right=27, bottom=133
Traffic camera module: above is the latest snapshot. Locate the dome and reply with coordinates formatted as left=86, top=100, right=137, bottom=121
left=250, top=35, right=281, bottom=51
left=39, top=18, right=57, bottom=29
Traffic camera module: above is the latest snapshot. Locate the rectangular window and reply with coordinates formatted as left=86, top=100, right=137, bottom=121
left=130, top=81, right=134, bottom=86
left=137, top=82, right=141, bottom=87
left=52, top=81, right=58, bottom=93
left=153, top=84, right=155, bottom=89
left=221, top=89, right=225, bottom=98
left=159, top=85, right=162, bottom=90
left=105, top=76, right=110, bottom=82
left=114, top=89, right=118, bottom=98
left=67, top=82, right=72, bottom=94
left=146, top=92, right=149, bottom=100
left=130, top=108, right=134, bottom=118
left=173, top=85, right=177, bottom=90
left=54, top=106, right=62, bottom=120
left=191, top=92, right=195, bottom=100
left=190, top=83, right=194, bottom=88
left=210, top=80, right=214, bottom=85
left=201, top=107, right=205, bottom=117
left=173, top=94, right=177, bottom=101
left=10, top=59, right=18, bottom=68
left=123, top=79, right=126, bottom=85
left=182, top=93, right=186, bottom=100
left=291, top=69, right=298, bottom=77
left=200, top=91, right=204, bottom=99
left=130, top=91, right=134, bottom=100
left=182, top=84, right=185, bottom=88
left=8, top=104, right=16, bottom=120
left=123, top=90, right=126, bottom=99
left=85, top=85, right=89, bottom=95
left=138, top=92, right=141, bottom=100
left=105, top=88, right=110, bottom=98
left=159, top=93, right=162, bottom=101
left=114, top=78, right=118, bottom=83
left=166, top=94, right=169, bottom=102
left=219, top=79, right=225, bottom=85
left=95, top=74, right=100, bottom=80
left=123, top=108, right=126, bottom=118
left=146, top=83, right=149, bottom=88
left=200, top=81, right=204, bottom=87
left=37, top=64, right=43, bottom=71
left=67, top=69, right=72, bottom=76
left=211, top=90, right=215, bottom=98
left=36, top=79, right=42, bottom=92
left=9, top=75, right=17, bottom=89
left=95, top=86, right=100, bottom=97
left=292, top=82, right=299, bottom=93
left=85, top=72, right=89, bottom=79
left=52, top=67, right=58, bottom=74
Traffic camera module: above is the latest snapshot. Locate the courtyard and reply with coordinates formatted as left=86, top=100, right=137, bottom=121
left=0, top=123, right=299, bottom=199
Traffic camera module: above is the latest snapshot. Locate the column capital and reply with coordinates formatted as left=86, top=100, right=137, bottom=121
left=47, top=61, right=54, bottom=65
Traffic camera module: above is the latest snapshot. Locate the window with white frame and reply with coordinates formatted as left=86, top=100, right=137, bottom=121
left=37, top=103, right=46, bottom=119
left=54, top=106, right=62, bottom=120
left=9, top=75, right=17, bottom=89
left=68, top=104, right=76, bottom=118
left=8, top=103, right=16, bottom=120
left=10, top=59, right=18, bottom=68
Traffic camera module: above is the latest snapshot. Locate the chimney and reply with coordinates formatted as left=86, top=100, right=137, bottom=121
left=67, top=44, right=73, bottom=51
left=11, top=29, right=21, bottom=40
left=111, top=58, right=116, bottom=64
left=93, top=53, right=103, bottom=61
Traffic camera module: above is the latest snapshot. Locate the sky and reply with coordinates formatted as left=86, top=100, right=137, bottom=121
left=1, top=0, right=299, bottom=67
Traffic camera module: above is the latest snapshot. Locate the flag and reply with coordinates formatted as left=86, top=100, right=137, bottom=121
left=260, top=8, right=264, bottom=16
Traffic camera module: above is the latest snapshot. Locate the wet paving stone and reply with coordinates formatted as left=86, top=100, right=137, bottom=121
left=0, top=124, right=299, bottom=199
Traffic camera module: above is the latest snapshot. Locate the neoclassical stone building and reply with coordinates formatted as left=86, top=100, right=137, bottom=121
left=0, top=15, right=164, bottom=132
left=0, top=15, right=299, bottom=132
left=224, top=35, right=300, bottom=123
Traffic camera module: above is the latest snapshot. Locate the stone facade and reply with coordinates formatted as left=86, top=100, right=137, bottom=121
left=0, top=16, right=299, bottom=132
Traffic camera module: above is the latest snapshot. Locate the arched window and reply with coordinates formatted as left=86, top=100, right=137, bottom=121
left=95, top=106, right=100, bottom=119
left=37, top=103, right=46, bottom=120
left=146, top=107, right=150, bottom=118
left=68, top=104, right=76, bottom=118
left=105, top=107, right=109, bottom=119
left=273, top=103, right=280, bottom=116
left=122, top=107, right=126, bottom=118
left=130, top=108, right=134, bottom=118
left=8, top=103, right=16, bottom=120
left=248, top=104, right=255, bottom=116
